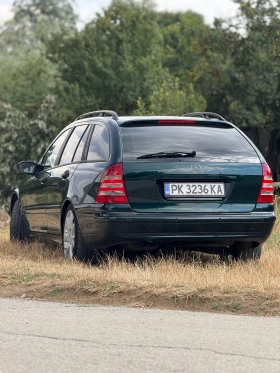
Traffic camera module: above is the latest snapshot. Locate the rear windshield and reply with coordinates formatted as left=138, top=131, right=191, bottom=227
left=121, top=125, right=259, bottom=163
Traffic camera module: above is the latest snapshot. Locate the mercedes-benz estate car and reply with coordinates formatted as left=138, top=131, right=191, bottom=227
left=10, top=110, right=276, bottom=262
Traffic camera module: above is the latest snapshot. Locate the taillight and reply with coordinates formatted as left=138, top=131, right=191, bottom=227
left=96, top=163, right=128, bottom=204
left=158, top=120, right=196, bottom=125
left=257, top=164, right=274, bottom=204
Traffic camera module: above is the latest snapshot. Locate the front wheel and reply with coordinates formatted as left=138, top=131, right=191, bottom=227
left=10, top=199, right=29, bottom=242
left=63, top=205, right=91, bottom=262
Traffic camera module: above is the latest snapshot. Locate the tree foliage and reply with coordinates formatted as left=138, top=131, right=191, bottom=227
left=1, top=0, right=280, bottom=204
left=1, top=0, right=76, bottom=49
left=0, top=0, right=76, bottom=202
left=0, top=52, right=58, bottom=115
left=135, top=74, right=206, bottom=115
left=47, top=0, right=165, bottom=121
left=0, top=96, right=59, bottom=204
left=226, top=0, right=280, bottom=128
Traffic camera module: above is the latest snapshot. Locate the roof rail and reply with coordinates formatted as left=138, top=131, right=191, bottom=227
left=75, top=110, right=119, bottom=121
left=183, top=112, right=226, bottom=121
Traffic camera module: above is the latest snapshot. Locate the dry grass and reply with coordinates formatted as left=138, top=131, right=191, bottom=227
left=0, top=215, right=280, bottom=315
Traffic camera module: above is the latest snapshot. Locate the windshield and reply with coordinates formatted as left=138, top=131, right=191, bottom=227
left=121, top=125, right=259, bottom=163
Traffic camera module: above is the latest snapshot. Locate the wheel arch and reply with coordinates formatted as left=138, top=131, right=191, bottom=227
left=10, top=190, right=19, bottom=216
left=60, top=199, right=73, bottom=231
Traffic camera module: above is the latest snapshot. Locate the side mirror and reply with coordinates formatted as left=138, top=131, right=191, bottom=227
left=18, top=161, right=39, bottom=175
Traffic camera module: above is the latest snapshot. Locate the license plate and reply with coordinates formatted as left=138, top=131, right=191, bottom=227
left=164, top=183, right=225, bottom=197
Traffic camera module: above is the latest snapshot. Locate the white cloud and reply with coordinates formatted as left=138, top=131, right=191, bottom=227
left=76, top=0, right=239, bottom=25
left=74, top=0, right=110, bottom=25
left=156, top=0, right=239, bottom=24
left=0, top=4, right=13, bottom=26
left=0, top=0, right=239, bottom=27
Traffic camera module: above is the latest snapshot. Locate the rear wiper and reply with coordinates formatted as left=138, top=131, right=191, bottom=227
left=137, top=151, right=196, bottom=159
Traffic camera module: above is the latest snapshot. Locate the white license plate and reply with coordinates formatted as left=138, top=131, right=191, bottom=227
left=164, top=183, right=225, bottom=197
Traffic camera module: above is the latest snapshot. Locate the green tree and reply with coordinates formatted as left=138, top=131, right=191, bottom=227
left=1, top=0, right=76, bottom=49
left=158, top=10, right=208, bottom=85
left=0, top=96, right=59, bottom=204
left=226, top=0, right=280, bottom=128
left=193, top=0, right=280, bottom=174
left=0, top=0, right=77, bottom=203
left=47, top=0, right=164, bottom=121
left=192, top=0, right=280, bottom=129
left=155, top=10, right=230, bottom=116
left=0, top=52, right=58, bottom=115
left=135, top=73, right=206, bottom=115
left=0, top=0, right=76, bottom=117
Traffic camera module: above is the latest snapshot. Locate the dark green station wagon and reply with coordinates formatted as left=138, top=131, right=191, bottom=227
left=10, top=110, right=276, bottom=262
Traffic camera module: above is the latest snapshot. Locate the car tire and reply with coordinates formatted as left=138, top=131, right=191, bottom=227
left=10, top=199, right=29, bottom=241
left=234, top=245, right=262, bottom=262
left=220, top=245, right=262, bottom=263
left=63, top=205, right=92, bottom=262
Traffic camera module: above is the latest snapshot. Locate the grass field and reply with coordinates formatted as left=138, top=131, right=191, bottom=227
left=0, top=214, right=280, bottom=315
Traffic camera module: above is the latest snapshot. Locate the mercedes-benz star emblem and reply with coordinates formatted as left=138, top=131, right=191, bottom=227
left=191, top=163, right=202, bottom=173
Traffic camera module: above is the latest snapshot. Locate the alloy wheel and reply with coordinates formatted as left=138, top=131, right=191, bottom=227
left=63, top=210, right=76, bottom=259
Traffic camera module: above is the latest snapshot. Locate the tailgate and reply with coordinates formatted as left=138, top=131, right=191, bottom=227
left=123, top=161, right=262, bottom=213
left=120, top=121, right=262, bottom=213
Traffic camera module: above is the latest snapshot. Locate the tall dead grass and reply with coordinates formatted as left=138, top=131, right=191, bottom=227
left=0, top=214, right=280, bottom=315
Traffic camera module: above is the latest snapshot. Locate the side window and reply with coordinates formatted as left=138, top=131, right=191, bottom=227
left=73, top=125, right=90, bottom=162
left=41, top=129, right=71, bottom=168
left=59, top=125, right=88, bottom=165
left=87, top=124, right=109, bottom=161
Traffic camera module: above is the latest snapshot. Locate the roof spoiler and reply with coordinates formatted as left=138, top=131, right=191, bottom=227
left=183, top=112, right=226, bottom=121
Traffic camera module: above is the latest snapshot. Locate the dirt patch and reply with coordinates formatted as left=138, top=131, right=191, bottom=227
left=1, top=279, right=280, bottom=316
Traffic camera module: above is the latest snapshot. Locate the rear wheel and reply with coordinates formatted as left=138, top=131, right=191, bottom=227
left=220, top=245, right=262, bottom=263
left=235, top=245, right=262, bottom=261
left=10, top=199, right=29, bottom=242
left=63, top=205, right=92, bottom=262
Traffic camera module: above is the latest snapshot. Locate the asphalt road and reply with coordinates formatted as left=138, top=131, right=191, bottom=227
left=0, top=298, right=279, bottom=373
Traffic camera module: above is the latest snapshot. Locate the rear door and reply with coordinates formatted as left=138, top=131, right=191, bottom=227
left=72, top=122, right=111, bottom=206
left=44, top=124, right=89, bottom=237
left=121, top=121, right=262, bottom=213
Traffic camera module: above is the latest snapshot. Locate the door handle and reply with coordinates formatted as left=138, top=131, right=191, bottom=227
left=61, top=170, right=70, bottom=179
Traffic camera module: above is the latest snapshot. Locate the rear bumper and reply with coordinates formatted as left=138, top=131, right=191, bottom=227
left=76, top=206, right=276, bottom=251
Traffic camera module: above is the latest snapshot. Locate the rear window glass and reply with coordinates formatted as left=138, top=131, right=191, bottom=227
left=73, top=125, right=90, bottom=162
left=121, top=125, right=259, bottom=163
left=59, top=124, right=88, bottom=165
left=87, top=124, right=109, bottom=161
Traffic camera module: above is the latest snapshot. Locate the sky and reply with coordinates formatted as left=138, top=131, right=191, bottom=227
left=0, top=0, right=239, bottom=26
